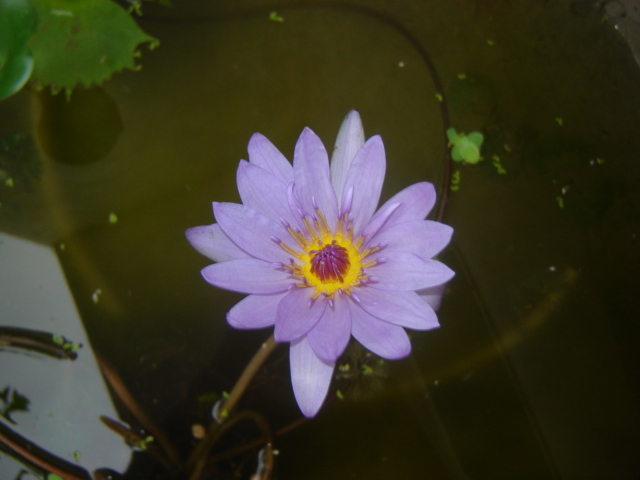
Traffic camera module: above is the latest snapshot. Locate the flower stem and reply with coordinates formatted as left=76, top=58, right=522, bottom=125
left=186, top=334, right=278, bottom=471
left=218, top=335, right=278, bottom=420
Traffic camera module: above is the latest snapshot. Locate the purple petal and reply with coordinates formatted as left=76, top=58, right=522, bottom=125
left=350, top=301, right=411, bottom=359
left=307, top=292, right=352, bottom=362
left=186, top=224, right=249, bottom=262
left=353, top=288, right=440, bottom=331
left=247, top=133, right=293, bottom=184
left=227, top=292, right=287, bottom=329
left=293, top=128, right=339, bottom=229
left=417, top=283, right=447, bottom=311
left=342, top=136, right=386, bottom=235
left=368, top=252, right=455, bottom=291
left=237, top=161, right=295, bottom=225
left=370, top=220, right=453, bottom=260
left=290, top=335, right=334, bottom=418
left=286, top=182, right=309, bottom=231
left=202, top=259, right=291, bottom=294
left=214, top=203, right=294, bottom=262
left=275, top=287, right=327, bottom=342
left=330, top=110, right=365, bottom=205
left=360, top=202, right=401, bottom=241
left=370, top=182, right=437, bottom=229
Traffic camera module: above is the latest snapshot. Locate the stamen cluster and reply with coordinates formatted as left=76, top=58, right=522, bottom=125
left=275, top=204, right=380, bottom=299
left=309, top=241, right=350, bottom=283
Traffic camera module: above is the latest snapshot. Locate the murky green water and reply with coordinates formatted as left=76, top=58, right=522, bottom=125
left=1, top=0, right=639, bottom=478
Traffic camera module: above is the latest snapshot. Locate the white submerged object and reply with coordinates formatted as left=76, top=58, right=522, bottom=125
left=0, top=233, right=132, bottom=478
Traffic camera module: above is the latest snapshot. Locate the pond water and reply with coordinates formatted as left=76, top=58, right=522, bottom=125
left=1, top=0, right=639, bottom=478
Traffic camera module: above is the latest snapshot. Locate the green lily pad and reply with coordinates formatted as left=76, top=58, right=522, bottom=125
left=28, top=0, right=158, bottom=93
left=0, top=47, right=34, bottom=100
left=0, top=0, right=39, bottom=99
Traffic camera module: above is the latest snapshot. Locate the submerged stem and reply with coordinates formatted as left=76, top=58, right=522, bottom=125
left=219, top=335, right=278, bottom=420
left=186, top=335, right=278, bottom=471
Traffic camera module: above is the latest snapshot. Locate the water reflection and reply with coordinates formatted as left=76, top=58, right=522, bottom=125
left=37, top=87, right=124, bottom=166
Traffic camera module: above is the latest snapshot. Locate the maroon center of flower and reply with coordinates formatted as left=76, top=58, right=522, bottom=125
left=309, top=241, right=351, bottom=283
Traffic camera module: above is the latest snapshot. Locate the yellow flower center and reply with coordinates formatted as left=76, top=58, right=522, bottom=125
left=277, top=210, right=378, bottom=298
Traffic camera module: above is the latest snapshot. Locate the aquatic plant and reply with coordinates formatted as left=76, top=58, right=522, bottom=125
left=187, top=111, right=454, bottom=417
left=0, top=0, right=157, bottom=99
left=446, top=127, right=484, bottom=164
left=0, top=0, right=38, bottom=100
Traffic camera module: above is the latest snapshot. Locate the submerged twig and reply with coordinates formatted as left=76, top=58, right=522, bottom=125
left=95, top=351, right=182, bottom=466
left=0, top=326, right=78, bottom=360
left=99, top=415, right=175, bottom=471
left=188, top=409, right=273, bottom=480
left=208, top=415, right=305, bottom=465
left=0, top=421, right=91, bottom=480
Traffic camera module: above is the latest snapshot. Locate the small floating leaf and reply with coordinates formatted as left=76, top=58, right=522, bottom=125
left=467, top=132, right=484, bottom=147
left=269, top=11, right=284, bottom=22
left=451, top=170, right=461, bottom=191
left=447, top=127, right=484, bottom=164
left=492, top=155, right=507, bottom=175
left=446, top=127, right=458, bottom=144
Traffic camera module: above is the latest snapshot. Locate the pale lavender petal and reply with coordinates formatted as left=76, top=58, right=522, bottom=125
left=202, top=259, right=291, bottom=294
left=237, top=161, right=295, bottom=224
left=290, top=335, right=334, bottom=418
left=293, top=128, right=339, bottom=229
left=350, top=301, right=411, bottom=359
left=353, top=288, right=440, bottom=330
left=186, top=224, right=249, bottom=262
left=307, top=292, right=352, bottom=362
left=247, top=133, right=294, bottom=184
left=286, top=182, right=309, bottom=230
left=330, top=110, right=364, bottom=205
left=227, top=292, right=287, bottom=329
left=417, top=283, right=447, bottom=311
left=342, top=136, right=386, bottom=235
left=214, top=203, right=294, bottom=262
left=275, top=287, right=327, bottom=342
left=371, top=182, right=437, bottom=229
left=360, top=202, right=400, bottom=241
left=368, top=252, right=455, bottom=291
left=371, top=220, right=453, bottom=259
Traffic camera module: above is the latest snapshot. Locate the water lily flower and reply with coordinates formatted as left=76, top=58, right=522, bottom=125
left=187, top=111, right=454, bottom=417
